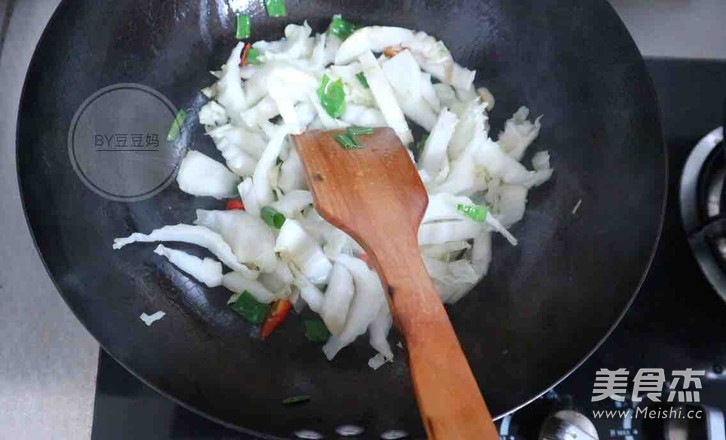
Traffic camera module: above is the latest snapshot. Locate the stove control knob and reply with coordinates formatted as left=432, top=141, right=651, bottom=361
left=539, top=409, right=599, bottom=440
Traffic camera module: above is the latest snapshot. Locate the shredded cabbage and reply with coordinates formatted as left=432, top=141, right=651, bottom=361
left=207, top=124, right=266, bottom=177
left=323, top=255, right=386, bottom=360
left=140, top=311, right=166, bottom=327
left=113, top=18, right=553, bottom=367
left=194, top=209, right=277, bottom=271
left=322, top=263, right=355, bottom=335
left=216, top=43, right=247, bottom=126
left=498, top=107, right=542, bottom=161
left=335, top=26, right=415, bottom=64
left=382, top=50, right=438, bottom=131
left=419, top=109, right=458, bottom=178
left=223, top=271, right=279, bottom=303
left=176, top=150, right=240, bottom=199
left=113, top=224, right=257, bottom=279
left=276, top=219, right=333, bottom=284
left=153, top=245, right=223, bottom=288
left=358, top=51, right=413, bottom=144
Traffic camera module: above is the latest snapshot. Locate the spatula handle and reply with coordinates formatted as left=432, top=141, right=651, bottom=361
left=373, top=244, right=499, bottom=440
left=292, top=127, right=498, bottom=438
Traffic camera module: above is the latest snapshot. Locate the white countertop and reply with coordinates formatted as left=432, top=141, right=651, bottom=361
left=0, top=1, right=98, bottom=439
left=0, top=1, right=724, bottom=439
left=611, top=0, right=726, bottom=60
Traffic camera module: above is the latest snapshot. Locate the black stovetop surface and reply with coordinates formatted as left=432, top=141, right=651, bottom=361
left=91, top=59, right=726, bottom=440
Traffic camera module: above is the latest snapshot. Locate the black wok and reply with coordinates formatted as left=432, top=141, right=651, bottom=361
left=17, top=0, right=666, bottom=438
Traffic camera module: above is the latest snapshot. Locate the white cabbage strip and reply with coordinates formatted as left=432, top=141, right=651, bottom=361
left=140, top=311, right=166, bottom=327
left=154, top=245, right=223, bottom=288
left=112, top=19, right=553, bottom=368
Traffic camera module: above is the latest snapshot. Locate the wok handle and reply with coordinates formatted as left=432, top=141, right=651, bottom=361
left=372, top=240, right=499, bottom=440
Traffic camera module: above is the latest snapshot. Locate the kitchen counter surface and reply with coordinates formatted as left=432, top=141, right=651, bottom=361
left=0, top=1, right=98, bottom=440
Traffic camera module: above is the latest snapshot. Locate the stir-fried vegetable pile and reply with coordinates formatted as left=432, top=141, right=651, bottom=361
left=113, top=16, right=553, bottom=369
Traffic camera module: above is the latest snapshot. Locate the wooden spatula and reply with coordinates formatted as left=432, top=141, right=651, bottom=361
left=292, top=127, right=499, bottom=439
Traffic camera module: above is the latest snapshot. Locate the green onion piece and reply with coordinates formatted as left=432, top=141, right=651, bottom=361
left=230, top=291, right=271, bottom=324
left=334, top=133, right=361, bottom=150
left=166, top=109, right=187, bottom=141
left=235, top=14, right=250, bottom=39
left=246, top=47, right=261, bottom=65
left=264, top=0, right=286, bottom=17
left=340, top=127, right=373, bottom=149
left=457, top=203, right=489, bottom=222
left=304, top=318, right=331, bottom=342
left=261, top=206, right=286, bottom=229
left=412, top=134, right=429, bottom=160
left=355, top=72, right=369, bottom=89
left=317, top=74, right=346, bottom=118
left=283, top=395, right=311, bottom=405
left=328, top=15, right=358, bottom=41
left=347, top=126, right=374, bottom=137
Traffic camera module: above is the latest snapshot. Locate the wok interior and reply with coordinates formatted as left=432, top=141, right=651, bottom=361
left=17, top=0, right=664, bottom=437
